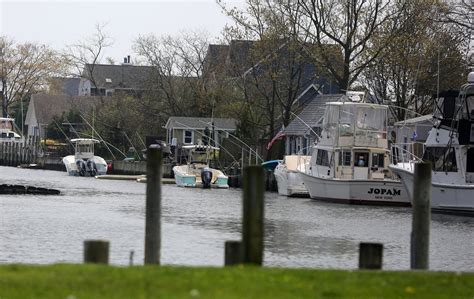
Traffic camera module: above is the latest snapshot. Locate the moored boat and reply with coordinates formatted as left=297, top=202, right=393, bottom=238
left=274, top=155, right=310, bottom=197
left=0, top=117, right=22, bottom=142
left=62, top=138, right=107, bottom=176
left=299, top=101, right=410, bottom=205
left=389, top=72, right=474, bottom=215
left=173, top=145, right=228, bottom=188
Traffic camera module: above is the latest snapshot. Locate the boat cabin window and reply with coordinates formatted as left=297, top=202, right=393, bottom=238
left=184, top=130, right=193, bottom=144
left=371, top=153, right=384, bottom=169
left=423, top=147, right=457, bottom=172
left=0, top=132, right=6, bottom=138
left=354, top=152, right=369, bottom=167
left=316, top=150, right=330, bottom=166
left=338, top=151, right=351, bottom=166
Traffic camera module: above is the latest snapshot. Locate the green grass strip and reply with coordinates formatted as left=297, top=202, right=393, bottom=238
left=0, top=264, right=473, bottom=298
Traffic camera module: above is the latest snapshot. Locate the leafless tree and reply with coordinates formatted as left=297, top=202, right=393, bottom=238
left=0, top=36, right=61, bottom=118
left=134, top=31, right=211, bottom=119
left=61, top=23, right=113, bottom=90
left=295, top=0, right=410, bottom=90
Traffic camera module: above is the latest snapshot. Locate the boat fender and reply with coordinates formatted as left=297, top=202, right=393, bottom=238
left=201, top=168, right=212, bottom=189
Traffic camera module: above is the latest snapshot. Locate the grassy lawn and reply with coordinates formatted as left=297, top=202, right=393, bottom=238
left=0, top=264, right=473, bottom=298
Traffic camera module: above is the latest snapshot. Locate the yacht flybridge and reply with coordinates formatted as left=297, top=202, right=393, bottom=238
left=390, top=72, right=474, bottom=215
left=299, top=101, right=410, bottom=205
left=0, top=117, right=22, bottom=142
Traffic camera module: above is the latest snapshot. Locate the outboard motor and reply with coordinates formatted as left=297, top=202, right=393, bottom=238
left=75, top=159, right=87, bottom=176
left=86, top=160, right=98, bottom=177
left=201, top=168, right=212, bottom=189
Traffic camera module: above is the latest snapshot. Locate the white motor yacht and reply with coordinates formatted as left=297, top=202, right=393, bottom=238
left=299, top=101, right=410, bottom=205
left=389, top=72, right=474, bottom=215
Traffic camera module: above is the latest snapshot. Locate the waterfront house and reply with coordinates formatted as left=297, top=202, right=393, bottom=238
left=283, top=94, right=346, bottom=155
left=393, top=114, right=433, bottom=144
left=164, top=116, right=237, bottom=147
left=24, top=94, right=100, bottom=140
left=78, top=57, right=154, bottom=97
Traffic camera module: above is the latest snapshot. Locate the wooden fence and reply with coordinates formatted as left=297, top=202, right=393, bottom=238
left=0, top=136, right=40, bottom=167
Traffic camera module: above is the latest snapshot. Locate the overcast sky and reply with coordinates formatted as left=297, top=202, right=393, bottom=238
left=1, top=0, right=244, bottom=62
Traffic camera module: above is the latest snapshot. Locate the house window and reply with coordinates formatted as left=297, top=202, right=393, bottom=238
left=184, top=130, right=193, bottom=144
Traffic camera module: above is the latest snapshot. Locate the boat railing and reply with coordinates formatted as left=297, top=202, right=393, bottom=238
left=390, top=143, right=424, bottom=172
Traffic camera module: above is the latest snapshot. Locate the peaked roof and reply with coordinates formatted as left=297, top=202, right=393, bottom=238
left=82, top=64, right=154, bottom=90
left=165, top=117, right=237, bottom=131
left=284, top=94, right=346, bottom=136
left=25, top=94, right=101, bottom=126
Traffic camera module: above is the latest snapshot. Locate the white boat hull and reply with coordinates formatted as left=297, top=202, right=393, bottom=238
left=63, top=155, right=107, bottom=176
left=173, top=164, right=229, bottom=188
left=274, top=165, right=308, bottom=197
left=299, top=171, right=410, bottom=205
left=390, top=164, right=474, bottom=215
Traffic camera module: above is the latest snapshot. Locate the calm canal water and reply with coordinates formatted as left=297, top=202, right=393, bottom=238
left=0, top=166, right=473, bottom=271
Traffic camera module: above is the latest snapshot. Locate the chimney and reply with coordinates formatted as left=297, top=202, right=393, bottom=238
left=127, top=55, right=131, bottom=63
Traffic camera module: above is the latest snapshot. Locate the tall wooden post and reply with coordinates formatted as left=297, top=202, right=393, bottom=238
left=144, top=145, right=162, bottom=264
left=411, top=162, right=431, bottom=270
left=242, top=166, right=264, bottom=265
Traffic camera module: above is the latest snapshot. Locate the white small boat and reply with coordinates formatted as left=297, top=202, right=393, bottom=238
left=173, top=145, right=228, bottom=188
left=299, top=101, right=410, bottom=205
left=0, top=117, right=22, bottom=142
left=62, top=138, right=107, bottom=176
left=274, top=155, right=310, bottom=197
left=389, top=72, right=474, bottom=215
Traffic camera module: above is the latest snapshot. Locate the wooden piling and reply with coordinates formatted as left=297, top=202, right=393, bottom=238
left=84, top=240, right=109, bottom=264
left=411, top=161, right=431, bottom=270
left=224, top=240, right=242, bottom=266
left=359, top=243, right=383, bottom=269
left=242, top=166, right=264, bottom=265
left=144, top=145, right=162, bottom=265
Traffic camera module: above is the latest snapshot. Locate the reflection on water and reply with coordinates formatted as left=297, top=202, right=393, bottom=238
left=1, top=166, right=473, bottom=271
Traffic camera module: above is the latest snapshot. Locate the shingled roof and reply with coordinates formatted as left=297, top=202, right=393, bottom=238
left=165, top=117, right=237, bottom=131
left=284, top=94, right=346, bottom=136
left=25, top=94, right=101, bottom=127
left=82, top=64, right=154, bottom=90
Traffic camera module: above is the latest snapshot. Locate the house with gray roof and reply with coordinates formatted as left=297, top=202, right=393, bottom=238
left=79, top=60, right=154, bottom=97
left=24, top=94, right=101, bottom=140
left=164, top=116, right=237, bottom=147
left=284, top=93, right=346, bottom=155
